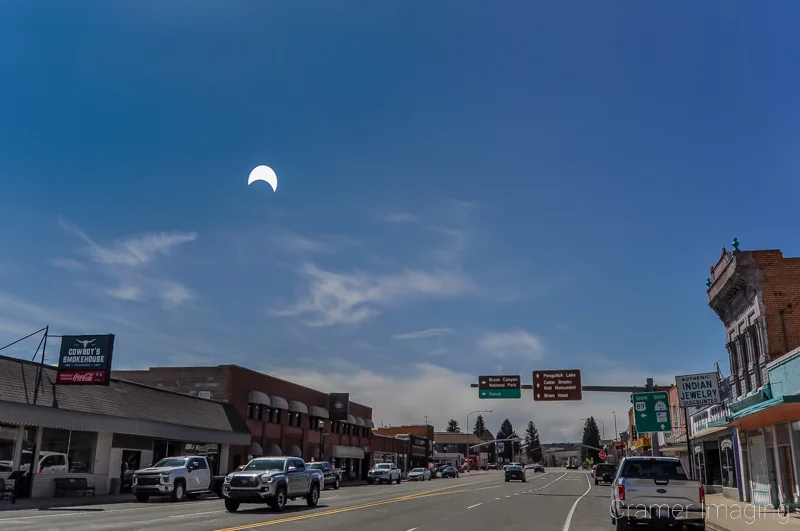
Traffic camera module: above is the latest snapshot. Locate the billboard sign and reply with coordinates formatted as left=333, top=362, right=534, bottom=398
left=675, top=372, right=721, bottom=408
left=56, top=334, right=115, bottom=385
left=329, top=393, right=350, bottom=422
left=496, top=442, right=505, bottom=453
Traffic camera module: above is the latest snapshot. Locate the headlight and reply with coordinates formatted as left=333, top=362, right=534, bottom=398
left=160, top=473, right=171, bottom=480
left=260, top=476, right=274, bottom=483
left=224, top=475, right=232, bottom=484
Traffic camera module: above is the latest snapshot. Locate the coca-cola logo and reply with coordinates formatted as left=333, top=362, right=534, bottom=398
left=71, top=373, right=96, bottom=382
left=57, top=370, right=105, bottom=384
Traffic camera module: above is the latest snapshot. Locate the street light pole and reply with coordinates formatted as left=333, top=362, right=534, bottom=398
left=613, top=411, right=618, bottom=441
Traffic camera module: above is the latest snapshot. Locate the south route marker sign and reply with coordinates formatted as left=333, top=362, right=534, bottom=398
left=675, top=372, right=721, bottom=408
left=479, top=375, right=521, bottom=399
left=633, top=391, right=672, bottom=433
left=533, top=370, right=582, bottom=401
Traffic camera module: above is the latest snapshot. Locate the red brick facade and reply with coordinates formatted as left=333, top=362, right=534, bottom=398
left=112, top=365, right=375, bottom=474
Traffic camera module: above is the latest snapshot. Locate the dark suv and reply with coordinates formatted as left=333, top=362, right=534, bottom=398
left=594, top=463, right=616, bottom=485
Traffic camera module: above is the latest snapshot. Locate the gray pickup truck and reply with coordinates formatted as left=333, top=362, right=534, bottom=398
left=222, top=456, right=322, bottom=512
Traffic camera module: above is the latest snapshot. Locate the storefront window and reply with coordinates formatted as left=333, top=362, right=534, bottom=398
left=720, top=438, right=737, bottom=488
left=0, top=424, right=17, bottom=477
left=40, top=428, right=97, bottom=474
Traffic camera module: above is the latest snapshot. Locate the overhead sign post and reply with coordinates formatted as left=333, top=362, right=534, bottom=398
left=478, top=375, right=521, bottom=399
left=633, top=391, right=672, bottom=433
left=532, top=370, right=582, bottom=401
left=56, top=334, right=115, bottom=385
left=675, top=372, right=721, bottom=408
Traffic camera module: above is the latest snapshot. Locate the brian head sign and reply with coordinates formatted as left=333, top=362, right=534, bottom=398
left=56, top=334, right=115, bottom=385
left=675, top=372, right=721, bottom=408
left=329, top=393, right=350, bottom=422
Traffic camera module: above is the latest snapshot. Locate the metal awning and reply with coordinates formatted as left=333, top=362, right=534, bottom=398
left=365, top=419, right=375, bottom=428
left=288, top=400, right=308, bottom=414
left=269, top=395, right=289, bottom=409
left=347, top=414, right=357, bottom=425
left=286, top=444, right=303, bottom=457
left=691, top=426, right=729, bottom=441
left=247, top=390, right=271, bottom=406
left=354, top=416, right=366, bottom=427
left=264, top=443, right=282, bottom=457
left=250, top=442, right=263, bottom=456
left=331, top=445, right=365, bottom=459
left=309, top=405, right=329, bottom=419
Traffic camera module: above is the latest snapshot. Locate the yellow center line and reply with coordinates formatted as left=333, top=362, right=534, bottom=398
left=213, top=482, right=501, bottom=531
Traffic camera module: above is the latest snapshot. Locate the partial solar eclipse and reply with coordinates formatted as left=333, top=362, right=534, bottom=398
left=248, top=165, right=278, bottom=192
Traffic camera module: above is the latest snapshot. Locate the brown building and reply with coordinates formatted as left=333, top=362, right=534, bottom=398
left=373, top=425, right=434, bottom=468
left=707, top=247, right=800, bottom=399
left=113, top=365, right=376, bottom=479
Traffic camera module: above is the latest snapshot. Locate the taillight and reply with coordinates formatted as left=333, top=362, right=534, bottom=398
left=617, top=484, right=625, bottom=501
left=699, top=486, right=705, bottom=504
left=37, top=468, right=42, bottom=474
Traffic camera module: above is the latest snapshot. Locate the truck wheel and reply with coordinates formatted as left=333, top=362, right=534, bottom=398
left=171, top=481, right=186, bottom=502
left=396, top=475, right=401, bottom=484
left=334, top=477, right=340, bottom=490
left=306, top=483, right=320, bottom=507
left=269, top=486, right=287, bottom=511
left=135, top=494, right=149, bottom=503
left=187, top=493, right=200, bottom=500
left=367, top=479, right=374, bottom=485
left=224, top=498, right=240, bottom=512
left=615, top=516, right=628, bottom=531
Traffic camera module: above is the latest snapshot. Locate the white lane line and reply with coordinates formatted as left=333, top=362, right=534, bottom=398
left=514, top=493, right=520, bottom=496
left=467, top=503, right=483, bottom=509
left=562, top=473, right=593, bottom=531
left=495, top=497, right=501, bottom=500
left=505, top=495, right=511, bottom=498
left=168, top=510, right=224, bottom=518
left=0, top=500, right=221, bottom=522
left=530, top=471, right=568, bottom=492
left=405, top=528, right=418, bottom=531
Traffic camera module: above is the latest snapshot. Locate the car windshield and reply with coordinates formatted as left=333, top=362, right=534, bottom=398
left=597, top=465, right=615, bottom=473
left=307, top=463, right=325, bottom=469
left=622, top=460, right=687, bottom=480
left=507, top=466, right=522, bottom=471
left=410, top=468, right=425, bottom=473
left=376, top=464, right=392, bottom=469
left=244, top=459, right=286, bottom=472
left=153, top=458, right=187, bottom=468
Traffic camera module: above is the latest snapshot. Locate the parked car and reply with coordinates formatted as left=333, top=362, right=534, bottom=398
left=531, top=463, right=545, bottom=473
left=132, top=456, right=213, bottom=502
left=222, top=457, right=322, bottom=512
left=306, top=462, right=341, bottom=490
left=594, top=463, right=616, bottom=485
left=440, top=466, right=459, bottom=479
left=407, top=468, right=432, bottom=481
left=368, top=463, right=402, bottom=484
left=611, top=457, right=705, bottom=531
left=505, top=465, right=526, bottom=482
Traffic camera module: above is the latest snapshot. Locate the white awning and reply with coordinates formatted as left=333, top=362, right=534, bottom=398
left=330, top=445, right=365, bottom=459
left=269, top=395, right=289, bottom=409
left=247, top=390, right=271, bottom=406
left=309, top=405, right=329, bottom=419
left=250, top=442, right=263, bottom=456
left=264, top=443, right=282, bottom=457
left=286, top=444, right=303, bottom=457
left=347, top=414, right=357, bottom=425
left=365, top=419, right=375, bottom=428
left=354, top=416, right=366, bottom=427
left=288, top=400, right=308, bottom=414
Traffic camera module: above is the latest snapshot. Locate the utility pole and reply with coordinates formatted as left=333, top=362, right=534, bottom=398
left=646, top=378, right=661, bottom=457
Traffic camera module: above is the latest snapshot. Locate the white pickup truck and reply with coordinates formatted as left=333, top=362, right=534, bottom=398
left=367, top=463, right=402, bottom=484
left=132, top=456, right=213, bottom=502
left=611, top=456, right=705, bottom=531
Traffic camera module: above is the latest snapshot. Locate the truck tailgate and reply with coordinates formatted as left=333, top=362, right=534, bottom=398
left=623, top=477, right=701, bottom=507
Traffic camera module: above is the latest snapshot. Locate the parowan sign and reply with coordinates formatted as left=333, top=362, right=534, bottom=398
left=675, top=372, right=721, bottom=408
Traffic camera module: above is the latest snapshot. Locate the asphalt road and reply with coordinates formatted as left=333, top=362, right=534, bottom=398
left=0, top=469, right=615, bottom=531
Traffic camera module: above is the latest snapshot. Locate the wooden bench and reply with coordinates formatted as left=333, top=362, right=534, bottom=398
left=54, top=477, right=95, bottom=497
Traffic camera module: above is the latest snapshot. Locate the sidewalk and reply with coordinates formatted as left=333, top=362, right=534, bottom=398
left=706, top=494, right=800, bottom=531
left=0, top=493, right=134, bottom=512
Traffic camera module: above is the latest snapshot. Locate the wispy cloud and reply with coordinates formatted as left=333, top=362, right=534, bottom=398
left=384, top=212, right=417, bottom=223
left=392, top=328, right=453, bottom=340
left=269, top=230, right=358, bottom=255
left=480, top=330, right=545, bottom=360
left=273, top=263, right=473, bottom=327
left=160, top=282, right=194, bottom=309
left=106, top=285, right=143, bottom=301
left=51, top=258, right=86, bottom=271
left=59, top=217, right=197, bottom=267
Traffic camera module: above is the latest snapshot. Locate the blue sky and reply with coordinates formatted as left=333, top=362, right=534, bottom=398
left=2, top=2, right=799, bottom=440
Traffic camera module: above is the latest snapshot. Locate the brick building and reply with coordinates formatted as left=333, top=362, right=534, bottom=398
left=706, top=245, right=800, bottom=506
left=372, top=424, right=434, bottom=468
left=113, top=365, right=376, bottom=479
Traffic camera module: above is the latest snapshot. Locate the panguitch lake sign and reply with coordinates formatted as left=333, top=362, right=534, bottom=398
left=675, top=372, right=721, bottom=408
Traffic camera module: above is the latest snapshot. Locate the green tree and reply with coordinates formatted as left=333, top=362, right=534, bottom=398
left=581, top=417, right=601, bottom=463
left=473, top=415, right=487, bottom=436
left=524, top=421, right=542, bottom=462
left=446, top=419, right=461, bottom=433
left=496, top=419, right=517, bottom=460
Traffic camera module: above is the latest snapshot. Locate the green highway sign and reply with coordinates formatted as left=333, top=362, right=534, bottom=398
left=479, top=375, right=521, bottom=399
left=633, top=391, right=672, bottom=433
